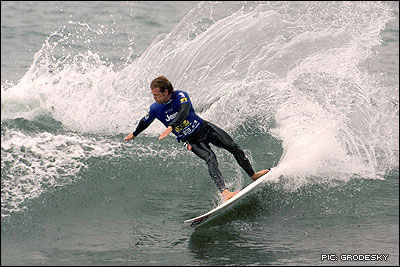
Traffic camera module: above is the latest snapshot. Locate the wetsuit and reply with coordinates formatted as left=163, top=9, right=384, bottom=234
left=132, top=90, right=256, bottom=192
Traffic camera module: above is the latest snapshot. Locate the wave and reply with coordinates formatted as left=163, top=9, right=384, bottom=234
left=1, top=1, right=398, bottom=217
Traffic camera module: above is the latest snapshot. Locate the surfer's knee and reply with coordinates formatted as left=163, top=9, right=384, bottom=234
left=204, top=151, right=217, bottom=165
left=228, top=142, right=245, bottom=156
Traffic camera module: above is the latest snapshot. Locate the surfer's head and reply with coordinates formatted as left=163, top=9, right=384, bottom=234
left=150, top=76, right=174, bottom=104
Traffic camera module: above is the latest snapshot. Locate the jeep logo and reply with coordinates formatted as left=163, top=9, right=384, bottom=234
left=166, top=112, right=178, bottom=122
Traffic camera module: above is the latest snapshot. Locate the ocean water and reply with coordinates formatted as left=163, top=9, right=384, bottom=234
left=1, top=1, right=399, bottom=265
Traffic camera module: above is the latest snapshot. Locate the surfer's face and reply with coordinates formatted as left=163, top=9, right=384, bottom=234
left=151, top=87, right=171, bottom=104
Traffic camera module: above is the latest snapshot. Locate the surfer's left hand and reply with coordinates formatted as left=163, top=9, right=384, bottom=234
left=159, top=126, right=173, bottom=140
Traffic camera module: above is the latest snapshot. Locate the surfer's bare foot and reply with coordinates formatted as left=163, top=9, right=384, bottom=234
left=251, top=169, right=270, bottom=181
left=221, top=189, right=239, bottom=202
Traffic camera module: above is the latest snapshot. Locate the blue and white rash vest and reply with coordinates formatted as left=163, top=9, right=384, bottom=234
left=143, top=90, right=204, bottom=142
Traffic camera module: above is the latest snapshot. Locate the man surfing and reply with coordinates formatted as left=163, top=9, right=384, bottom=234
left=124, top=76, right=269, bottom=202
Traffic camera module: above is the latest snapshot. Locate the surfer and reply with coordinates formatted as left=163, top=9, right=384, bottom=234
left=124, top=76, right=269, bottom=201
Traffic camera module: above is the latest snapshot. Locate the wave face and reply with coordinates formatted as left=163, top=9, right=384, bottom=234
left=1, top=1, right=398, bottom=218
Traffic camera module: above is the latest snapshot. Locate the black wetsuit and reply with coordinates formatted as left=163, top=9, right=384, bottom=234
left=184, top=121, right=255, bottom=192
left=132, top=90, right=255, bottom=192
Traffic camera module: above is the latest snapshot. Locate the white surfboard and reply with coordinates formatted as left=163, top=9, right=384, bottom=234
left=184, top=170, right=272, bottom=228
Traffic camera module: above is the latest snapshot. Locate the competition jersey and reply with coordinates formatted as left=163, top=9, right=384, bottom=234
left=143, top=90, right=204, bottom=142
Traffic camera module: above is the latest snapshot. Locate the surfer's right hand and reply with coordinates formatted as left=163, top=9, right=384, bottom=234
left=124, top=133, right=135, bottom=142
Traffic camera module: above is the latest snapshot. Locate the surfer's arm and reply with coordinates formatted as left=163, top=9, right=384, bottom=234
left=159, top=103, right=190, bottom=140
left=133, top=117, right=153, bottom=136
left=124, top=118, right=152, bottom=141
left=168, top=103, right=190, bottom=129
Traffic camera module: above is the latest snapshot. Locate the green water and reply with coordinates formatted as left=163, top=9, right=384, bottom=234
left=2, top=117, right=398, bottom=265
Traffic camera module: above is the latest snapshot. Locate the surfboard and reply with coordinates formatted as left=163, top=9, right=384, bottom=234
left=184, top=169, right=272, bottom=228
